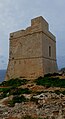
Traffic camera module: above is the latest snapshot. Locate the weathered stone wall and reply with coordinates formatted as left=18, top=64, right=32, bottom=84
left=5, top=16, right=57, bottom=80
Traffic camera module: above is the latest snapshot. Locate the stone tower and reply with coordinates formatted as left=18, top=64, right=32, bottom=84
left=5, top=16, right=57, bottom=80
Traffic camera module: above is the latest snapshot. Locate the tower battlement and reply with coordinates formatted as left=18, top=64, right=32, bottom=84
left=10, top=16, right=55, bottom=40
left=31, top=16, right=49, bottom=30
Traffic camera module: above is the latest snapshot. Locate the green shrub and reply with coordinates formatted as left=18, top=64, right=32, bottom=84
left=0, top=93, right=7, bottom=99
left=0, top=78, right=28, bottom=87
left=0, top=87, right=11, bottom=99
left=0, top=87, right=31, bottom=99
left=44, top=73, right=53, bottom=77
left=51, top=90, right=65, bottom=95
left=22, top=115, right=34, bottom=119
left=8, top=100, right=15, bottom=107
left=22, top=115, right=43, bottom=119
left=62, top=90, right=65, bottom=95
left=44, top=73, right=62, bottom=77
left=35, top=91, right=48, bottom=95
left=30, top=96, right=38, bottom=104
left=8, top=95, right=27, bottom=107
left=54, top=90, right=61, bottom=95
left=0, top=81, right=6, bottom=86
left=35, top=76, right=65, bottom=88
left=0, top=87, right=11, bottom=93
left=9, top=88, right=32, bottom=95
left=38, top=118, right=43, bottom=119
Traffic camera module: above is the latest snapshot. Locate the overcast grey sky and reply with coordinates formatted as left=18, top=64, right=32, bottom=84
left=0, top=0, right=65, bottom=68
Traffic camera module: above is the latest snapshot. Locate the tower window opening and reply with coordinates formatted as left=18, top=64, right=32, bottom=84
left=49, top=46, right=51, bottom=57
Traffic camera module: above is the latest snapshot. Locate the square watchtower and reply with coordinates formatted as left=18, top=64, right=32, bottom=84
left=5, top=16, right=57, bottom=80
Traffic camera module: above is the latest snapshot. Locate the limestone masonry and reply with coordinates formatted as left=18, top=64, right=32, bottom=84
left=5, top=16, right=57, bottom=80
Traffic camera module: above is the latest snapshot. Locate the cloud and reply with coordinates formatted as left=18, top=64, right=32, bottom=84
left=0, top=55, right=7, bottom=69
left=0, top=48, right=2, bottom=56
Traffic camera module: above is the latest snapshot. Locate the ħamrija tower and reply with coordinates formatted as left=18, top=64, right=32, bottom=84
left=5, top=16, right=57, bottom=80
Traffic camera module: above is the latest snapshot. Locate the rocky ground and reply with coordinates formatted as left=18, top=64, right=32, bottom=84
left=0, top=93, right=65, bottom=119
left=0, top=74, right=65, bottom=119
